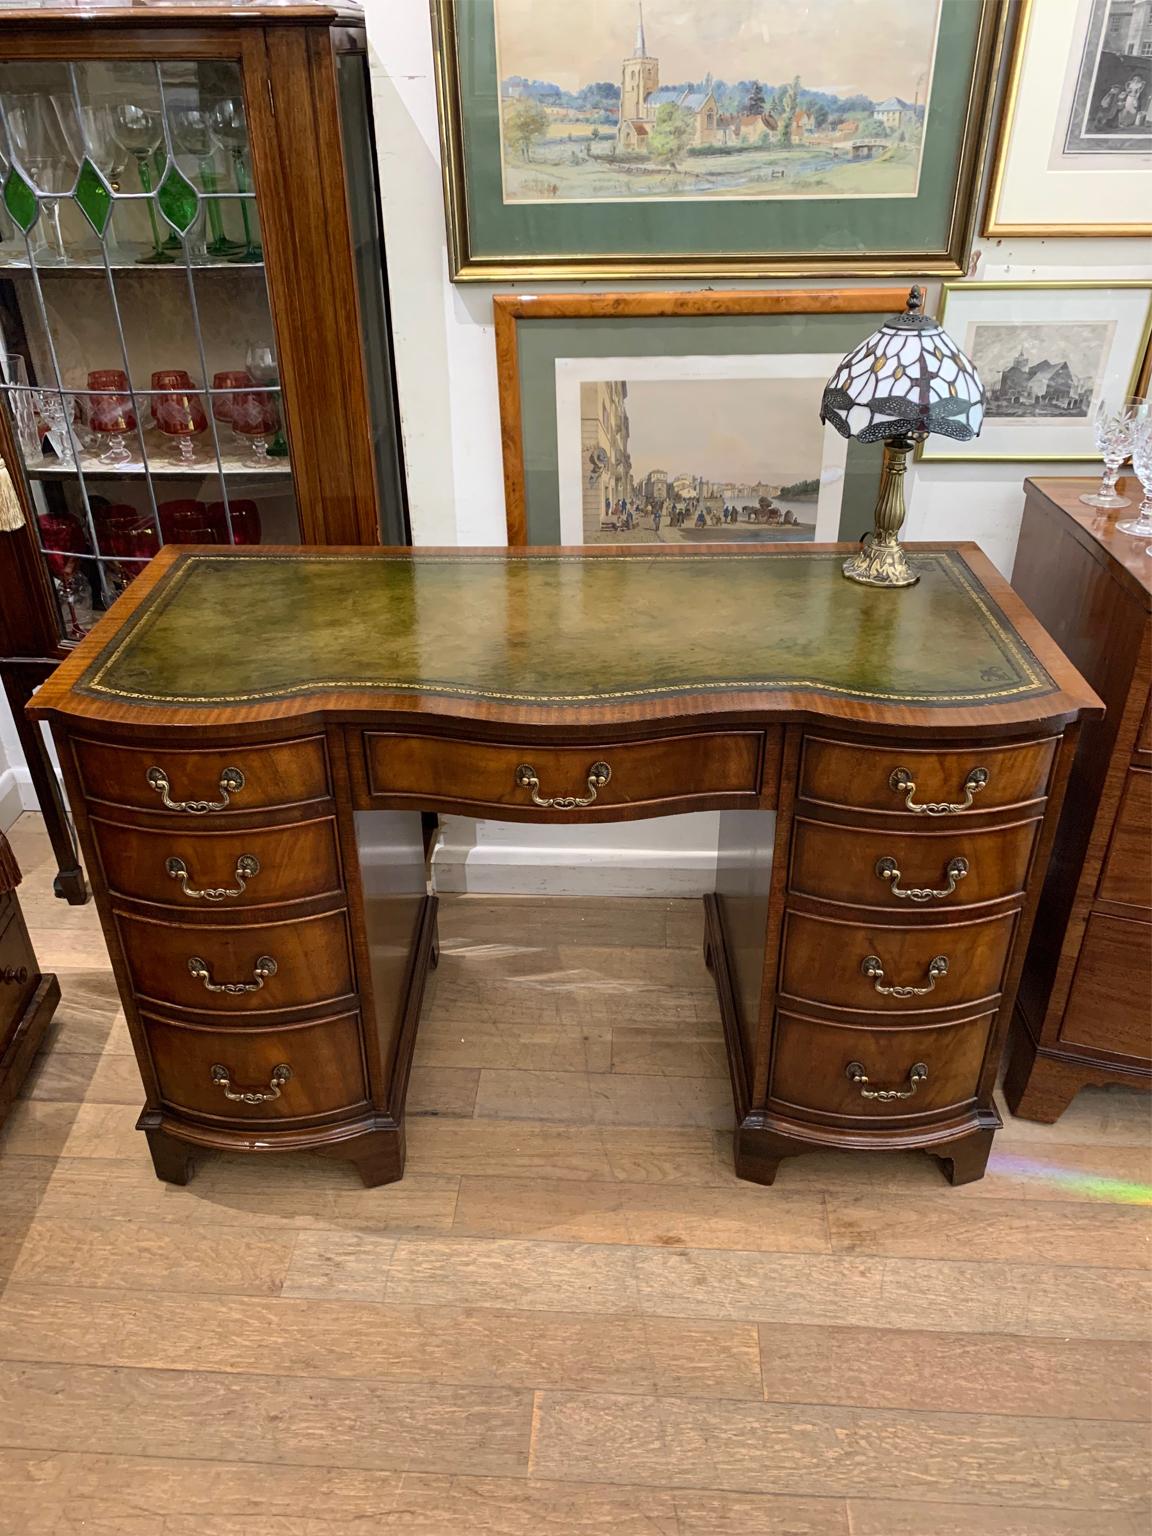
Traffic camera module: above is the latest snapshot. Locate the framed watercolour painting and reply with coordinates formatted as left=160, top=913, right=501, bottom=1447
left=432, top=0, right=1006, bottom=280
left=494, top=290, right=905, bottom=545
left=919, top=282, right=1152, bottom=462
left=985, top=0, right=1152, bottom=236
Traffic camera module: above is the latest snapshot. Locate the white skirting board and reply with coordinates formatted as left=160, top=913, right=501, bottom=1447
left=430, top=812, right=726, bottom=897
left=0, top=766, right=32, bottom=834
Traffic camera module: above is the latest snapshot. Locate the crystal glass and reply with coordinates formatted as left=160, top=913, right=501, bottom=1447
left=1117, top=412, right=1152, bottom=538
left=95, top=502, right=160, bottom=597
left=78, top=103, right=130, bottom=259
left=87, top=367, right=137, bottom=464
left=171, top=106, right=239, bottom=259
left=5, top=94, right=83, bottom=264
left=211, top=368, right=252, bottom=426
left=0, top=352, right=40, bottom=461
left=206, top=497, right=261, bottom=545
left=154, top=382, right=208, bottom=463
left=38, top=508, right=93, bottom=638
left=246, top=344, right=287, bottom=456
left=158, top=497, right=219, bottom=545
left=35, top=390, right=76, bottom=466
left=208, top=98, right=261, bottom=262
left=1080, top=399, right=1139, bottom=508
left=111, top=103, right=174, bottom=265
left=230, top=388, right=278, bottom=465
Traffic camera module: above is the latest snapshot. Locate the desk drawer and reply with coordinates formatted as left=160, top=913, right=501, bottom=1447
left=144, top=1010, right=369, bottom=1123
left=799, top=736, right=1055, bottom=818
left=789, top=816, right=1039, bottom=911
left=363, top=730, right=765, bottom=816
left=770, top=1008, right=994, bottom=1122
left=780, top=909, right=1017, bottom=1014
left=73, top=735, right=330, bottom=816
left=116, top=907, right=355, bottom=1015
left=92, top=815, right=343, bottom=910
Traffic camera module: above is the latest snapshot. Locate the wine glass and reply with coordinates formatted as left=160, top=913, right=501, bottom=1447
left=34, top=390, right=76, bottom=466
left=208, top=99, right=261, bottom=262
left=206, top=497, right=261, bottom=545
left=1117, top=411, right=1152, bottom=539
left=171, top=106, right=239, bottom=259
left=245, top=343, right=287, bottom=457
left=111, top=104, right=174, bottom=265
left=38, top=509, right=93, bottom=638
left=211, top=368, right=252, bottom=428
left=154, top=380, right=208, bottom=464
left=87, top=367, right=137, bottom=464
left=230, top=387, right=278, bottom=465
left=5, top=94, right=83, bottom=264
left=78, top=104, right=131, bottom=259
left=1080, top=399, right=1138, bottom=509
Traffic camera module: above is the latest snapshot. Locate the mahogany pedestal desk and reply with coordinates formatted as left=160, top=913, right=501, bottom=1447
left=29, top=545, right=1099, bottom=1189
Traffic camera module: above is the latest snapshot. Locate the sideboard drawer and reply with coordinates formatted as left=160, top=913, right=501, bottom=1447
left=779, top=909, right=1017, bottom=1013
left=799, top=735, right=1056, bottom=817
left=363, top=730, right=765, bottom=816
left=789, top=816, right=1040, bottom=911
left=769, top=1008, right=995, bottom=1121
left=145, top=1010, right=369, bottom=1122
left=73, top=735, right=331, bottom=816
left=1097, top=768, right=1151, bottom=912
left=92, top=815, right=343, bottom=910
left=116, top=907, right=355, bottom=1015
left=1057, top=912, right=1152, bottom=1061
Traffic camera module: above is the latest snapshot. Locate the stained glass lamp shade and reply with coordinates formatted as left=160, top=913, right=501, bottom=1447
left=821, top=287, right=985, bottom=588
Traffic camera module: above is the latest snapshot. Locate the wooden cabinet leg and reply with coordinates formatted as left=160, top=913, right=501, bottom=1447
left=144, top=1126, right=195, bottom=1185
left=319, top=1124, right=405, bottom=1188
left=1, top=664, right=87, bottom=905
left=733, top=1123, right=798, bottom=1186
left=1003, top=1031, right=1085, bottom=1123
left=930, top=1128, right=994, bottom=1187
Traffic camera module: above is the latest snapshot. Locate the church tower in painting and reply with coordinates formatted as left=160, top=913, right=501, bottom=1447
left=619, top=3, right=659, bottom=124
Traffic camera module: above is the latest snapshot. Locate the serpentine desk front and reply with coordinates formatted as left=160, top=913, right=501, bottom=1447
left=30, top=544, right=1100, bottom=1189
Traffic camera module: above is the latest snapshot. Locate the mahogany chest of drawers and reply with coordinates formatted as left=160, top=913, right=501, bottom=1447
left=30, top=545, right=1099, bottom=1188
left=1006, top=477, right=1152, bottom=1120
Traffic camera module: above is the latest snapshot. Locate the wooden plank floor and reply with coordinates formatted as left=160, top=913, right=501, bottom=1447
left=0, top=811, right=1149, bottom=1535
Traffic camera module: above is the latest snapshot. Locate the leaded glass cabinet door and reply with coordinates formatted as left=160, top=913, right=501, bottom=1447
left=0, top=57, right=305, bottom=641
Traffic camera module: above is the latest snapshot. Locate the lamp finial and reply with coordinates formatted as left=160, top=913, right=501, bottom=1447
left=906, top=285, right=923, bottom=314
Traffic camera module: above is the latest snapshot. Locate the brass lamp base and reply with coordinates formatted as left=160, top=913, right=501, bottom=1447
left=842, top=434, right=919, bottom=589
left=842, top=533, right=919, bottom=589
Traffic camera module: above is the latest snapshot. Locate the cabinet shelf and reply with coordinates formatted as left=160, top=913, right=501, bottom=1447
left=0, top=250, right=265, bottom=275
left=24, top=448, right=291, bottom=480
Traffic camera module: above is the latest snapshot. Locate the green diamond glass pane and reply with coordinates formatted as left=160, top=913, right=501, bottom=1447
left=73, top=157, right=112, bottom=236
left=3, top=167, right=38, bottom=234
left=156, top=163, right=198, bottom=235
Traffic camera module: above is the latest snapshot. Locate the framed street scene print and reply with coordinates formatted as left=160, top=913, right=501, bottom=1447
left=985, top=0, right=1152, bottom=236
left=494, top=291, right=903, bottom=545
left=432, top=0, right=1005, bottom=280
left=920, top=282, right=1152, bottom=462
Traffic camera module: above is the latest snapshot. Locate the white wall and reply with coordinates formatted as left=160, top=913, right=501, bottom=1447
left=361, top=0, right=1151, bottom=894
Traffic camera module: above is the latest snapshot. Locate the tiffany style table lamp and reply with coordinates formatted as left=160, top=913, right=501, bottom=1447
left=821, top=286, right=985, bottom=589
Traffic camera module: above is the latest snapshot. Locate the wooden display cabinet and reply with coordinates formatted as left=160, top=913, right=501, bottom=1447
left=0, top=3, right=408, bottom=900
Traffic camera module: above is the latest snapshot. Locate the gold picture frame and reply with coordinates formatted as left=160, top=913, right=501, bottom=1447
left=919, top=280, right=1152, bottom=463
left=432, top=0, right=1009, bottom=282
left=984, top=0, right=1152, bottom=238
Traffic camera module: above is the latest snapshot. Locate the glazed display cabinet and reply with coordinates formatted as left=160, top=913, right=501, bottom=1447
left=0, top=3, right=407, bottom=900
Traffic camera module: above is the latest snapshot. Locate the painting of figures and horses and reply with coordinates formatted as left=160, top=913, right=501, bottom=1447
left=968, top=323, right=1114, bottom=421
left=577, top=376, right=831, bottom=544
left=493, top=0, right=941, bottom=203
left=1063, top=0, right=1151, bottom=156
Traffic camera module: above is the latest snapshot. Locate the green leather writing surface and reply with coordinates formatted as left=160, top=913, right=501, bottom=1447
left=78, top=551, right=1053, bottom=707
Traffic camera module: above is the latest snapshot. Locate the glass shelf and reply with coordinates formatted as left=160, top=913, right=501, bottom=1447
left=0, top=54, right=298, bottom=643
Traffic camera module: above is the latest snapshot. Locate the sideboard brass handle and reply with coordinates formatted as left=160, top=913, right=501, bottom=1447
left=166, top=853, right=260, bottom=901
left=188, top=954, right=277, bottom=994
left=515, top=760, right=612, bottom=810
left=846, top=1059, right=928, bottom=1101
left=888, top=767, right=988, bottom=815
left=875, top=855, right=969, bottom=903
left=861, top=953, right=948, bottom=998
left=210, top=1061, right=292, bottom=1104
left=147, top=765, right=245, bottom=814
left=0, top=966, right=28, bottom=985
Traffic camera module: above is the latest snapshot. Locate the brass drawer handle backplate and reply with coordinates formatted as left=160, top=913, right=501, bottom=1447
left=188, top=954, right=278, bottom=994
left=846, top=1059, right=928, bottom=1101
left=147, top=765, right=245, bottom=814
left=889, top=766, right=988, bottom=815
left=861, top=953, right=948, bottom=998
left=211, top=1062, right=292, bottom=1104
left=515, top=760, right=611, bottom=810
left=875, top=855, right=969, bottom=903
left=166, top=854, right=260, bottom=901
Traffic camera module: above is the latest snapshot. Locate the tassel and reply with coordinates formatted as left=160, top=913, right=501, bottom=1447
left=0, top=457, right=24, bottom=532
left=0, top=833, right=21, bottom=895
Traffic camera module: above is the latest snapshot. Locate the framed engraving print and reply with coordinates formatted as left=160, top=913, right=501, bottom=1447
left=985, top=0, right=1152, bottom=236
left=432, top=0, right=1005, bottom=280
left=919, top=282, right=1152, bottom=462
left=494, top=290, right=903, bottom=545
